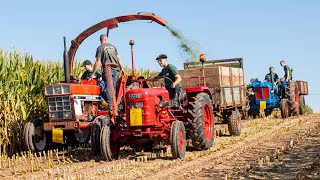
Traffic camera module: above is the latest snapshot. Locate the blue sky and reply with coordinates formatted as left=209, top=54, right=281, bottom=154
left=1, top=1, right=320, bottom=111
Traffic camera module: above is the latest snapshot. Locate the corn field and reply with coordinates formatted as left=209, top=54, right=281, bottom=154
left=0, top=49, right=151, bottom=156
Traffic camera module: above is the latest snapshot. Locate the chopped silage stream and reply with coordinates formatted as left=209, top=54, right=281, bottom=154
left=2, top=114, right=319, bottom=179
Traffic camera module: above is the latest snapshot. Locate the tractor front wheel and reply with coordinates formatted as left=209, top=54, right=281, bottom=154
left=188, top=92, right=214, bottom=150
left=24, top=119, right=48, bottom=152
left=227, top=108, right=242, bottom=136
left=280, top=99, right=289, bottom=118
left=100, top=125, right=119, bottom=161
left=170, top=121, right=186, bottom=159
left=91, top=117, right=101, bottom=155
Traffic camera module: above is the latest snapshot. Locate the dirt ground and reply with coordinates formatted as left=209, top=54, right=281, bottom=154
left=1, top=114, right=319, bottom=180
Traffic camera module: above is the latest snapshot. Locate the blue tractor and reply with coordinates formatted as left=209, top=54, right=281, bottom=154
left=247, top=67, right=305, bottom=118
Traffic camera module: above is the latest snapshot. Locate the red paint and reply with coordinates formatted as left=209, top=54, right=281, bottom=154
left=203, top=103, right=213, bottom=141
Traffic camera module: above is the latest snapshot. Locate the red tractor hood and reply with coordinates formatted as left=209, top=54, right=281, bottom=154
left=126, top=88, right=170, bottom=100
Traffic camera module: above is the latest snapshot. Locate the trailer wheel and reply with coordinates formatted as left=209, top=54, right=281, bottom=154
left=100, top=125, right=119, bottom=161
left=285, top=82, right=299, bottom=115
left=24, top=119, right=47, bottom=152
left=90, top=117, right=101, bottom=155
left=228, top=108, right=242, bottom=136
left=188, top=92, right=214, bottom=150
left=280, top=99, right=289, bottom=118
left=170, top=121, right=186, bottom=159
left=299, top=95, right=305, bottom=115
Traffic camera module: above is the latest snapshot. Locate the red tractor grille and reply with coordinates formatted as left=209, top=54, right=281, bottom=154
left=255, top=87, right=269, bottom=100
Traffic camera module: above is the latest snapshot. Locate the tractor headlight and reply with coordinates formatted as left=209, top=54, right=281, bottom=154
left=136, top=102, right=144, bottom=108
left=50, top=112, right=58, bottom=119
left=128, top=102, right=134, bottom=108
left=159, top=100, right=169, bottom=108
left=63, top=111, right=72, bottom=119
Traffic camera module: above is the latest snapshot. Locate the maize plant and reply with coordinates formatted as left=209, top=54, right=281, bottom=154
left=0, top=49, right=151, bottom=156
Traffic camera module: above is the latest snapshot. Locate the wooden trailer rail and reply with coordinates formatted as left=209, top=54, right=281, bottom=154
left=184, top=58, right=243, bottom=70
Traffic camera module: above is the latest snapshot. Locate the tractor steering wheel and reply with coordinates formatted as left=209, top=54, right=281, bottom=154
left=151, top=76, right=174, bottom=88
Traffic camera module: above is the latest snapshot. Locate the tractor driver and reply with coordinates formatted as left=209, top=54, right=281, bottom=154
left=81, top=60, right=109, bottom=107
left=81, top=60, right=102, bottom=81
left=264, top=66, right=279, bottom=84
left=153, top=54, right=182, bottom=109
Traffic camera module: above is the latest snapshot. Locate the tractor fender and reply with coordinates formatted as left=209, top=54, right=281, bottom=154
left=186, top=86, right=213, bottom=103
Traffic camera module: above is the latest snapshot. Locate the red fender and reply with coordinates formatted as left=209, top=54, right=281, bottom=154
left=68, top=13, right=167, bottom=75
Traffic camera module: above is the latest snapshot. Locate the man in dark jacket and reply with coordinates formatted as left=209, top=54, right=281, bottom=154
left=264, top=66, right=279, bottom=83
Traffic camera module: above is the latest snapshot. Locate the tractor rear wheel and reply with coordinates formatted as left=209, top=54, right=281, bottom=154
left=100, top=125, right=119, bottom=161
left=285, top=82, right=299, bottom=115
left=170, top=121, right=186, bottom=159
left=227, top=108, right=242, bottom=136
left=24, top=119, right=48, bottom=152
left=188, top=92, right=214, bottom=150
left=299, top=95, right=305, bottom=115
left=280, top=99, right=289, bottom=118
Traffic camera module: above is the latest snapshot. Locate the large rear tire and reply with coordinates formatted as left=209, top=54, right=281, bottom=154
left=299, top=95, right=305, bottom=115
left=227, top=108, right=242, bottom=136
left=285, top=81, right=299, bottom=115
left=170, top=121, right=186, bottom=159
left=280, top=99, right=289, bottom=118
left=188, top=93, right=214, bottom=150
left=100, top=125, right=119, bottom=161
left=24, top=119, right=47, bottom=152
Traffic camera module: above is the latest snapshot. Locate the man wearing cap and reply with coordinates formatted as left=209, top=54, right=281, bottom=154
left=81, top=60, right=102, bottom=80
left=91, top=34, right=123, bottom=108
left=154, top=54, right=182, bottom=108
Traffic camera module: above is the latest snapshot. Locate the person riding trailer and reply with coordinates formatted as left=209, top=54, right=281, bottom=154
left=153, top=54, right=182, bottom=109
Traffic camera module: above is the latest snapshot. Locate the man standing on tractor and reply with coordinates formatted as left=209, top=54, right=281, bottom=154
left=91, top=34, right=123, bottom=108
left=280, top=60, right=292, bottom=81
left=264, top=66, right=279, bottom=83
left=153, top=54, right=182, bottom=109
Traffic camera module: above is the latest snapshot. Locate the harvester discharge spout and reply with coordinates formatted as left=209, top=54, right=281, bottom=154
left=67, top=13, right=167, bottom=78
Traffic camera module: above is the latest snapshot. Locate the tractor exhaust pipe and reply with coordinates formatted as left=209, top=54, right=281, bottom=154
left=63, top=37, right=70, bottom=83
left=129, top=40, right=135, bottom=77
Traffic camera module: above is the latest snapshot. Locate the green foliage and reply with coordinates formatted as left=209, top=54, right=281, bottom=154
left=304, top=104, right=313, bottom=114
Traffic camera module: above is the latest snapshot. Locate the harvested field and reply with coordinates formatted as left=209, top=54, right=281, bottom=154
left=0, top=114, right=319, bottom=179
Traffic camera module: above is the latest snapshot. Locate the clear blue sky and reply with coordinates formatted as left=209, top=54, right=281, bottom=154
left=1, top=1, right=320, bottom=112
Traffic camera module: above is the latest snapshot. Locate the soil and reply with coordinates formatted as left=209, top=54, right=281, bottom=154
left=1, top=114, right=319, bottom=180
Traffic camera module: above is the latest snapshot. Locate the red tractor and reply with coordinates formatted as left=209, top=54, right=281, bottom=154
left=23, top=13, right=167, bottom=153
left=100, top=54, right=215, bottom=160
